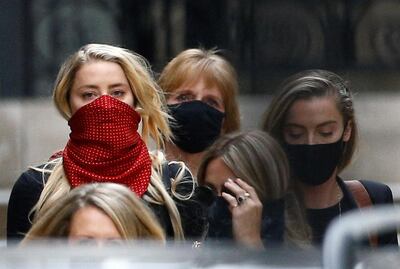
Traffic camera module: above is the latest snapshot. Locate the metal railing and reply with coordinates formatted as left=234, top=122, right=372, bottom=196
left=323, top=205, right=400, bottom=269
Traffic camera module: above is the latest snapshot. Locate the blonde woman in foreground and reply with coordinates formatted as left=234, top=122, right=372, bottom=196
left=23, top=183, right=165, bottom=245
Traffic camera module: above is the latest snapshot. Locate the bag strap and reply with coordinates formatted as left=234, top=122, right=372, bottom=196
left=345, top=180, right=372, bottom=208
left=344, top=180, right=378, bottom=247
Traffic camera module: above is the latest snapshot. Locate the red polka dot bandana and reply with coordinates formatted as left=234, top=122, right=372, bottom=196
left=63, top=95, right=151, bottom=196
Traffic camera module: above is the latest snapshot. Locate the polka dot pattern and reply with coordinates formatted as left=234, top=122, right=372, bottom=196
left=63, top=95, right=151, bottom=197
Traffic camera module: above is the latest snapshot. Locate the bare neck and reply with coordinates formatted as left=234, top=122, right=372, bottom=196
left=301, top=172, right=343, bottom=209
left=164, top=142, right=204, bottom=176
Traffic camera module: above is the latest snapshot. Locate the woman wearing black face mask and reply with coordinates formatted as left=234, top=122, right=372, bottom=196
left=197, top=130, right=311, bottom=249
left=263, top=69, right=398, bottom=245
left=158, top=48, right=240, bottom=176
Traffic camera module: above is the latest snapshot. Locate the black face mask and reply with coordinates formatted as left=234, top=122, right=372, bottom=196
left=168, top=100, right=225, bottom=153
left=283, top=138, right=344, bottom=186
left=207, top=196, right=285, bottom=244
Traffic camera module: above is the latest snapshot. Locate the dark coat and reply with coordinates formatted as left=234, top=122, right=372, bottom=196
left=7, top=162, right=208, bottom=242
left=307, top=177, right=398, bottom=245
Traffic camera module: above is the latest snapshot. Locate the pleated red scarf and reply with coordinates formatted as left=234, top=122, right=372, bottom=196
left=63, top=95, right=151, bottom=196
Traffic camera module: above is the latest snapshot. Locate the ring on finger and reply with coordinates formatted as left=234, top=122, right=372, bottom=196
left=237, top=192, right=250, bottom=205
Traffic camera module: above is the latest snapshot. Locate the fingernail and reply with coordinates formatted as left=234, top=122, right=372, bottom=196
left=227, top=178, right=233, bottom=182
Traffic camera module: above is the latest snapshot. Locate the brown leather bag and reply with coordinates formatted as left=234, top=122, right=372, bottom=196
left=345, top=180, right=379, bottom=247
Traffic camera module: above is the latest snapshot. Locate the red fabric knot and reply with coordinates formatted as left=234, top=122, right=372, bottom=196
left=49, top=150, right=63, bottom=160
left=63, top=95, right=151, bottom=196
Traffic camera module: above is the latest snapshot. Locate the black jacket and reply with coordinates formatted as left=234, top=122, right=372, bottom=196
left=7, top=163, right=208, bottom=242
left=307, top=177, right=397, bottom=245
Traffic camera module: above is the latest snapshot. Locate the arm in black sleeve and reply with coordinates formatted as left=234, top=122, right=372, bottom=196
left=7, top=169, right=44, bottom=242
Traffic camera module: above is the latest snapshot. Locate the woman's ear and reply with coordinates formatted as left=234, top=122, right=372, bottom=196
left=343, top=120, right=352, bottom=142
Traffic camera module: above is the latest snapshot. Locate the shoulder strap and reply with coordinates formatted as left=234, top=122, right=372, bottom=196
left=345, top=180, right=372, bottom=208
left=344, top=180, right=378, bottom=247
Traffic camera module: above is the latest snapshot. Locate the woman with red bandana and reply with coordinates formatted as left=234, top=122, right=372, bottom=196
left=7, top=44, right=208, bottom=243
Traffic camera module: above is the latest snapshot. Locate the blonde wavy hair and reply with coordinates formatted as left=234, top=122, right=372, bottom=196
left=23, top=183, right=166, bottom=243
left=54, top=43, right=170, bottom=148
left=31, top=44, right=195, bottom=240
left=32, top=152, right=192, bottom=240
left=158, top=48, right=240, bottom=133
left=197, top=130, right=311, bottom=245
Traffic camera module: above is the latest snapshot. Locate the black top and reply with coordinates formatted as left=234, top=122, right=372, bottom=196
left=7, top=168, right=44, bottom=240
left=206, top=196, right=285, bottom=247
left=307, top=177, right=398, bottom=245
left=7, top=162, right=208, bottom=242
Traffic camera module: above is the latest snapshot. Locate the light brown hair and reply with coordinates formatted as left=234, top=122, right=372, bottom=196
left=197, top=130, right=311, bottom=244
left=158, top=48, right=240, bottom=133
left=262, top=69, right=357, bottom=172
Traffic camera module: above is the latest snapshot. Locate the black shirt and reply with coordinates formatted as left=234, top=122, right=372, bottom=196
left=7, top=163, right=207, bottom=242
left=307, top=177, right=397, bottom=245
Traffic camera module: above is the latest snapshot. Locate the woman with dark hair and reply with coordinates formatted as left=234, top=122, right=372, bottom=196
left=262, top=69, right=397, bottom=245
